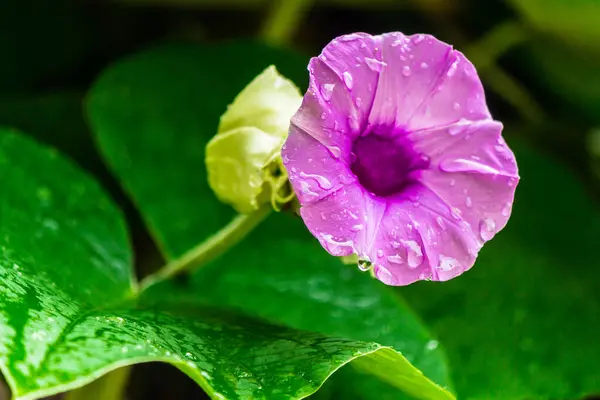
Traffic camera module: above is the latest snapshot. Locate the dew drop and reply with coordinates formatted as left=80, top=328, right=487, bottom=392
left=450, top=207, right=462, bottom=220
left=358, top=257, right=372, bottom=272
left=348, top=115, right=360, bottom=131
left=401, top=240, right=423, bottom=268
left=465, top=197, right=472, bottom=208
left=351, top=224, right=364, bottom=232
left=377, top=249, right=384, bottom=258
left=449, top=178, right=456, bottom=187
left=343, top=71, right=354, bottom=89
left=387, top=254, right=404, bottom=264
left=453, top=102, right=461, bottom=111
left=413, top=34, right=425, bottom=44
left=320, top=212, right=327, bottom=221
left=320, top=83, right=335, bottom=101
left=501, top=203, right=512, bottom=217
left=402, top=66, right=412, bottom=76
left=438, top=255, right=459, bottom=271
left=365, top=57, right=387, bottom=72
left=426, top=340, right=439, bottom=351
left=447, top=57, right=460, bottom=77
left=201, top=371, right=212, bottom=380
left=299, top=171, right=333, bottom=190
left=420, top=62, right=429, bottom=69
left=436, top=216, right=445, bottom=229
left=479, top=218, right=496, bottom=241
left=377, top=267, right=398, bottom=285
left=329, top=145, right=342, bottom=159
left=355, top=96, right=363, bottom=107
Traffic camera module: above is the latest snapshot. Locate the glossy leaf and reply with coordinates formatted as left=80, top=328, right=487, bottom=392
left=402, top=142, right=600, bottom=399
left=0, top=129, right=452, bottom=400
left=87, top=41, right=308, bottom=259
left=508, top=0, right=600, bottom=55
left=86, top=41, right=454, bottom=398
left=519, top=40, right=600, bottom=125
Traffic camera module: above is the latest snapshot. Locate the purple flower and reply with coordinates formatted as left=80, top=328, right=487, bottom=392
left=281, top=32, right=519, bottom=285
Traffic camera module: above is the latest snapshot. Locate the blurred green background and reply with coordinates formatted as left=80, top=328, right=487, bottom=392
left=1, top=0, right=600, bottom=399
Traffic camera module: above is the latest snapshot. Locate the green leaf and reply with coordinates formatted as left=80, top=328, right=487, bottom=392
left=86, top=41, right=454, bottom=398
left=402, top=142, right=600, bottom=399
left=141, top=214, right=453, bottom=397
left=0, top=93, right=104, bottom=175
left=0, top=129, right=452, bottom=400
left=508, top=0, right=600, bottom=55
left=87, top=42, right=307, bottom=259
left=518, top=40, right=600, bottom=125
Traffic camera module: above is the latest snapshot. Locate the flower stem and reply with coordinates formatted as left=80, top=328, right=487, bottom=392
left=260, top=0, right=315, bottom=46
left=140, top=206, right=271, bottom=290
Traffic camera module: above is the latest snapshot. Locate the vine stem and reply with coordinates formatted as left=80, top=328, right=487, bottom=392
left=64, top=367, right=131, bottom=400
left=260, top=0, right=315, bottom=46
left=140, top=206, right=271, bottom=291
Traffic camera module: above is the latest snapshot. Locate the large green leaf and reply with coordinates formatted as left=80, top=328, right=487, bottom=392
left=402, top=142, right=600, bottom=399
left=508, top=0, right=600, bottom=55
left=87, top=42, right=308, bottom=259
left=86, top=41, right=454, bottom=398
left=0, top=129, right=452, bottom=400
left=0, top=93, right=105, bottom=175
left=517, top=40, right=600, bottom=126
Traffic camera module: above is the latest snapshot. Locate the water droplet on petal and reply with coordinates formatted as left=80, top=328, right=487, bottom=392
left=377, top=249, right=384, bottom=258
left=402, top=66, right=412, bottom=76
left=450, top=207, right=462, bottom=220
left=365, top=57, right=387, bottom=72
left=387, top=254, right=404, bottom=264
left=320, top=83, right=335, bottom=101
left=320, top=212, right=327, bottom=220
left=420, top=62, right=429, bottom=69
left=449, top=178, right=456, bottom=187
left=329, top=145, right=342, bottom=159
left=438, top=254, right=459, bottom=271
left=447, top=57, right=460, bottom=77
left=465, top=197, right=472, bottom=208
left=355, top=96, right=363, bottom=107
left=351, top=224, right=364, bottom=232
left=299, top=171, right=332, bottom=190
left=413, top=34, right=425, bottom=44
left=377, top=266, right=398, bottom=285
left=401, top=240, right=423, bottom=268
left=343, top=71, right=354, bottom=89
left=501, top=203, right=512, bottom=217
left=479, top=218, right=496, bottom=241
left=436, top=216, right=445, bottom=229
left=348, top=115, right=360, bottom=131
left=453, top=102, right=461, bottom=111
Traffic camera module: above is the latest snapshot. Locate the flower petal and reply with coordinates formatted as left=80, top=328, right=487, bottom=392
left=299, top=181, right=386, bottom=257
left=410, top=119, right=519, bottom=239
left=368, top=33, right=490, bottom=133
left=283, top=126, right=356, bottom=205
left=367, top=183, right=482, bottom=285
left=291, top=33, right=381, bottom=159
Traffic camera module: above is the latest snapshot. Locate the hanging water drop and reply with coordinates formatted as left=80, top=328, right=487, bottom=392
left=343, top=71, right=354, bottom=89
left=479, top=218, right=496, bottom=241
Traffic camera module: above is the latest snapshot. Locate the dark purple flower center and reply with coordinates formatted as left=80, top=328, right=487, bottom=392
left=350, top=132, right=428, bottom=197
